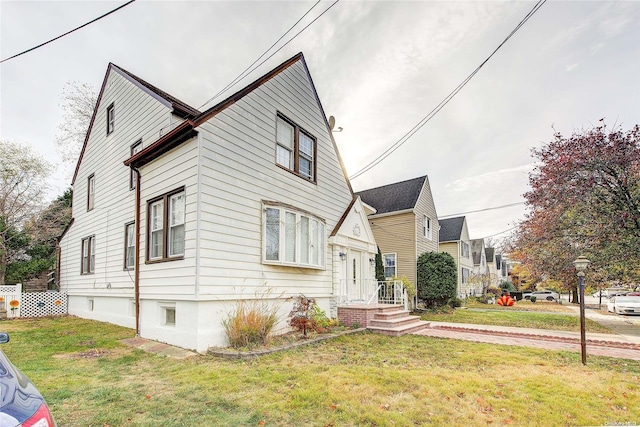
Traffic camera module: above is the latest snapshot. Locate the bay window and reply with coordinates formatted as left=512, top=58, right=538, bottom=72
left=263, top=204, right=325, bottom=268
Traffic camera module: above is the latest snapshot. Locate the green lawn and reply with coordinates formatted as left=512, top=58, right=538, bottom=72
left=418, top=306, right=615, bottom=334
left=1, top=316, right=638, bottom=426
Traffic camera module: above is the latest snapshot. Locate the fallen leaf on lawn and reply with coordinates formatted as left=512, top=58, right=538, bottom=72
left=503, top=419, right=514, bottom=425
left=477, top=398, right=484, bottom=404
left=258, top=421, right=266, bottom=426
left=145, top=395, right=151, bottom=399
left=496, top=391, right=502, bottom=396
left=380, top=404, right=390, bottom=411
left=500, top=409, right=506, bottom=412
left=329, top=404, right=337, bottom=410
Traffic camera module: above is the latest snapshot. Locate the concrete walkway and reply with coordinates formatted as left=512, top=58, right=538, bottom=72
left=120, top=337, right=198, bottom=359
left=414, top=320, right=640, bottom=361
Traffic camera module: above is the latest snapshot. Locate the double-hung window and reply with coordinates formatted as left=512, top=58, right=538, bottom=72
left=124, top=222, right=135, bottom=269
left=423, top=216, right=431, bottom=239
left=81, top=236, right=95, bottom=274
left=263, top=204, right=325, bottom=268
left=87, top=174, right=95, bottom=211
left=107, top=103, right=115, bottom=134
left=461, top=242, right=470, bottom=258
left=147, top=188, right=185, bottom=262
left=130, top=140, right=142, bottom=190
left=383, top=253, right=396, bottom=279
left=462, top=268, right=470, bottom=284
left=275, top=114, right=316, bottom=182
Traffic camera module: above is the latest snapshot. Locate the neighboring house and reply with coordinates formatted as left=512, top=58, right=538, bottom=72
left=58, top=53, right=378, bottom=352
left=354, top=176, right=440, bottom=287
left=485, top=247, right=500, bottom=287
left=470, top=238, right=489, bottom=294
left=438, top=216, right=476, bottom=297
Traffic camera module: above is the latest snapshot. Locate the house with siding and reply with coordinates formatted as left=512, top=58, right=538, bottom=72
left=485, top=247, right=500, bottom=287
left=438, top=216, right=476, bottom=297
left=354, top=176, right=440, bottom=286
left=58, top=53, right=379, bottom=352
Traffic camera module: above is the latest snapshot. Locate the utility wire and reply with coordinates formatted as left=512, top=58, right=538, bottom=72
left=0, top=0, right=137, bottom=64
left=439, top=201, right=525, bottom=219
left=349, top=0, right=547, bottom=180
left=199, top=0, right=340, bottom=110
left=199, top=1, right=322, bottom=109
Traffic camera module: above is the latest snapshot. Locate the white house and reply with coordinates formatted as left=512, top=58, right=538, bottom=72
left=58, top=53, right=378, bottom=352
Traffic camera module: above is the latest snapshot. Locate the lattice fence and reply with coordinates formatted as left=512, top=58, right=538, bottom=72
left=0, top=283, right=68, bottom=318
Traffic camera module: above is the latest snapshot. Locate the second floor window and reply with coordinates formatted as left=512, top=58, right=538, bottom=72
left=107, top=103, right=115, bottom=134
left=275, top=114, right=316, bottom=182
left=87, top=174, right=95, bottom=211
left=130, top=140, right=142, bottom=190
left=461, top=242, right=470, bottom=258
left=423, top=216, right=431, bottom=239
left=148, top=188, right=185, bottom=262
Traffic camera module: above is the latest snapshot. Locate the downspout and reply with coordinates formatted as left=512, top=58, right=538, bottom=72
left=133, top=167, right=141, bottom=337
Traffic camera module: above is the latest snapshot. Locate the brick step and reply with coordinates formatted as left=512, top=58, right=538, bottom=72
left=376, top=304, right=405, bottom=313
left=373, top=309, right=411, bottom=321
left=369, top=316, right=421, bottom=328
left=368, top=320, right=431, bottom=337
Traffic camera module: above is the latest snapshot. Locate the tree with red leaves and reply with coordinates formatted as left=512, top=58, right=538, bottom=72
left=512, top=122, right=640, bottom=300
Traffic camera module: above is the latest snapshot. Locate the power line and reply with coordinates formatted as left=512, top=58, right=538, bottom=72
left=198, top=0, right=339, bottom=110
left=439, top=201, right=525, bottom=219
left=199, top=1, right=323, bottom=109
left=349, top=0, right=547, bottom=180
left=0, top=1, right=137, bottom=64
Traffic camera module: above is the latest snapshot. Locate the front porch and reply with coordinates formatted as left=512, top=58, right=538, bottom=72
left=336, top=280, right=428, bottom=335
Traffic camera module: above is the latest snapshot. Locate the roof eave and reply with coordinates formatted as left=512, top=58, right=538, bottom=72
left=124, top=121, right=197, bottom=168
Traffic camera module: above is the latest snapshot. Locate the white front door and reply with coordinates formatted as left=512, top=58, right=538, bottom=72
left=348, top=250, right=363, bottom=301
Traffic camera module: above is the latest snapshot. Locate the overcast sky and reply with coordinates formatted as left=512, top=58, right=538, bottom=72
left=1, top=0, right=639, bottom=246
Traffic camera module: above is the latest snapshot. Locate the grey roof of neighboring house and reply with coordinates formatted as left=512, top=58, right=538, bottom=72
left=355, top=176, right=427, bottom=215
left=471, top=239, right=484, bottom=265
left=439, top=216, right=465, bottom=242
left=486, top=247, right=495, bottom=263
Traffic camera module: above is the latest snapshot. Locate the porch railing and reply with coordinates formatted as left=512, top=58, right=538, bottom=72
left=338, top=279, right=407, bottom=309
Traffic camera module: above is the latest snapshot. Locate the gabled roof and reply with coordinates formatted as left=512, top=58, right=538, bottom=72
left=71, top=63, right=201, bottom=184
left=123, top=53, right=353, bottom=194
left=485, top=247, right=495, bottom=263
left=439, top=216, right=465, bottom=242
left=113, top=64, right=200, bottom=118
left=354, top=176, right=427, bottom=215
left=471, top=239, right=484, bottom=265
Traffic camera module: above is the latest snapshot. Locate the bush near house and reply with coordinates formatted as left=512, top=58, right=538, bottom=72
left=222, top=299, right=279, bottom=349
left=416, top=252, right=457, bottom=308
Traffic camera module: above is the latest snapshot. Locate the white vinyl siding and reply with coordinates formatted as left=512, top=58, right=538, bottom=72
left=194, top=59, right=352, bottom=298
left=130, top=140, right=142, bottom=190
left=58, top=65, right=180, bottom=300
left=263, top=204, right=325, bottom=269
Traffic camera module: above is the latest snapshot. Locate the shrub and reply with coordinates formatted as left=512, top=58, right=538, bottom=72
left=449, top=297, right=463, bottom=308
left=222, top=299, right=280, bottom=349
left=530, top=296, right=537, bottom=303
left=416, top=252, right=457, bottom=308
left=500, top=280, right=516, bottom=292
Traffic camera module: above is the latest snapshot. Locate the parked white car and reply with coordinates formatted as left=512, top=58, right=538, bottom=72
left=607, top=296, right=640, bottom=315
left=525, top=291, right=559, bottom=301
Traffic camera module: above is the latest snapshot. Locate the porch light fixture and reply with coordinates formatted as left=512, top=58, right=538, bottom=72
left=339, top=252, right=347, bottom=261
left=573, top=256, right=590, bottom=365
left=369, top=258, right=376, bottom=265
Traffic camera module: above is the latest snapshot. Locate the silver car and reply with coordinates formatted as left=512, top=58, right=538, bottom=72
left=525, top=291, right=559, bottom=301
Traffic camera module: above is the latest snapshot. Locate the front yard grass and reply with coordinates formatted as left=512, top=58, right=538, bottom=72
left=1, top=316, right=639, bottom=426
left=418, top=302, right=614, bottom=334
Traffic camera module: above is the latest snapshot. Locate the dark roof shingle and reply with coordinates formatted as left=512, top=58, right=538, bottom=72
left=439, top=216, right=465, bottom=242
left=355, top=176, right=427, bottom=215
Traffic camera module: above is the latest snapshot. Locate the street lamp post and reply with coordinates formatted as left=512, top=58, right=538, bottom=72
left=573, top=256, right=591, bottom=365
